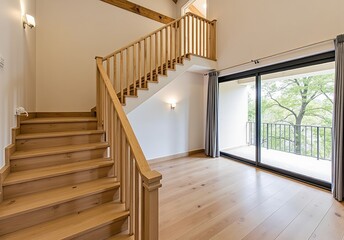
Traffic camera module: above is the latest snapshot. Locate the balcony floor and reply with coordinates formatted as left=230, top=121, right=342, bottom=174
left=222, top=145, right=331, bottom=183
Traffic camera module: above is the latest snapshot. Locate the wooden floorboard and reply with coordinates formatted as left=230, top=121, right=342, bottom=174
left=153, top=154, right=344, bottom=240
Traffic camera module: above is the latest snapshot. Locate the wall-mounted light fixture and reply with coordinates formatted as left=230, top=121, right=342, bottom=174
left=23, top=14, right=36, bottom=29
left=169, top=100, right=177, bottom=110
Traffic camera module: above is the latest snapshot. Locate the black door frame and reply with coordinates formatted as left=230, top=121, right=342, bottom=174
left=219, top=51, right=335, bottom=190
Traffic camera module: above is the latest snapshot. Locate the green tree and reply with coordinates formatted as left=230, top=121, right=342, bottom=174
left=260, top=74, right=334, bottom=154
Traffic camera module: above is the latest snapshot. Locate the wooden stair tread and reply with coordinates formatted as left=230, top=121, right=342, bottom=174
left=1, top=202, right=129, bottom=240
left=21, top=117, right=97, bottom=124
left=108, top=234, right=134, bottom=240
left=11, top=142, right=109, bottom=160
left=0, top=178, right=119, bottom=220
left=16, top=130, right=104, bottom=140
left=3, top=158, right=113, bottom=186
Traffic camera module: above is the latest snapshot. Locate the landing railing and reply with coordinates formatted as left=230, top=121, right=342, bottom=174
left=102, top=12, right=217, bottom=103
left=247, top=122, right=332, bottom=160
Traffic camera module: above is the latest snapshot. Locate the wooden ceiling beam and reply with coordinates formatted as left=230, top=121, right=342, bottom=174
left=100, top=0, right=175, bottom=24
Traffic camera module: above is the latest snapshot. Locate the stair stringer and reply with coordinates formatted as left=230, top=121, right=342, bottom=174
left=123, top=55, right=217, bottom=114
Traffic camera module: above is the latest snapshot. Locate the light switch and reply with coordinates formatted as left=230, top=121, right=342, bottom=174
left=0, top=56, right=4, bottom=69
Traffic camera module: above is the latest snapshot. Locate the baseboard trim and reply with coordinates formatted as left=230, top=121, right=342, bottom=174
left=148, top=149, right=204, bottom=164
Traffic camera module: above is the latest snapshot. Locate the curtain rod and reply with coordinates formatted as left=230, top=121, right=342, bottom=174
left=206, top=38, right=335, bottom=75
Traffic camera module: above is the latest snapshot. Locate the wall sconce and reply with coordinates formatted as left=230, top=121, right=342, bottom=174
left=169, top=101, right=176, bottom=110
left=23, top=14, right=36, bottom=29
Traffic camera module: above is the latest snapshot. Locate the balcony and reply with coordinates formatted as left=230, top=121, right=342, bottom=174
left=221, top=122, right=332, bottom=183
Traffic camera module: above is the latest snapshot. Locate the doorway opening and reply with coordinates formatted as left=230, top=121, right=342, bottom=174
left=181, top=0, right=207, bottom=18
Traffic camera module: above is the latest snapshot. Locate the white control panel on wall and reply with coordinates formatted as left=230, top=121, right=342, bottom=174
left=0, top=55, right=4, bottom=69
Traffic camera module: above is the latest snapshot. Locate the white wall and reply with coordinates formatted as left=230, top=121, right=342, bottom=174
left=128, top=72, right=205, bottom=160
left=0, top=0, right=36, bottom=167
left=208, top=0, right=344, bottom=72
left=36, top=0, right=176, bottom=112
left=132, top=0, right=177, bottom=18
left=219, top=81, right=248, bottom=150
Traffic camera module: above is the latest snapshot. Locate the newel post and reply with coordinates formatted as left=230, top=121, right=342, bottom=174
left=210, top=19, right=217, bottom=60
left=142, top=171, right=162, bottom=240
left=95, top=56, right=103, bottom=130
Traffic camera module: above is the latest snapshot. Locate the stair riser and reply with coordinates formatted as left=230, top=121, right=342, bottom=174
left=4, top=166, right=112, bottom=199
left=10, top=148, right=107, bottom=172
left=35, top=112, right=94, bottom=118
left=16, top=134, right=104, bottom=151
left=0, top=189, right=118, bottom=236
left=21, top=122, right=97, bottom=134
left=119, top=60, right=180, bottom=105
left=73, top=218, right=128, bottom=240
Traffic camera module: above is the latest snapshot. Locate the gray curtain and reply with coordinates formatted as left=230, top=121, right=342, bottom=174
left=333, top=34, right=344, bottom=201
left=205, top=71, right=219, bottom=157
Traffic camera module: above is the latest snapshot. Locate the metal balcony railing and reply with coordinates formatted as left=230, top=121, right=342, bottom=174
left=246, top=122, right=332, bottom=161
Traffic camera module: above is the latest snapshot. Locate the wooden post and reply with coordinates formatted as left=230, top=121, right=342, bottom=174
left=120, top=129, right=126, bottom=203
left=191, top=16, right=194, bottom=54
left=144, top=38, right=147, bottom=87
left=179, top=20, right=182, bottom=62
left=150, top=36, right=153, bottom=81
left=165, top=27, right=168, bottom=72
left=126, top=49, right=130, bottom=94
left=210, top=20, right=217, bottom=60
left=183, top=17, right=186, bottom=57
left=138, top=42, right=142, bottom=88
left=155, top=33, right=158, bottom=76
left=207, top=22, right=210, bottom=58
left=170, top=26, right=173, bottom=68
left=120, top=51, right=124, bottom=103
left=186, top=15, right=189, bottom=55
left=95, top=57, right=103, bottom=129
left=159, top=30, right=162, bottom=74
left=196, top=17, right=199, bottom=56
left=203, top=20, right=205, bottom=57
left=114, top=54, right=117, bottom=92
left=129, top=153, right=134, bottom=235
left=134, top=167, right=139, bottom=240
left=174, top=22, right=178, bottom=63
left=142, top=172, right=162, bottom=240
left=133, top=44, right=136, bottom=94
left=116, top=117, right=121, bottom=187
left=113, top=112, right=118, bottom=178
left=107, top=58, right=111, bottom=80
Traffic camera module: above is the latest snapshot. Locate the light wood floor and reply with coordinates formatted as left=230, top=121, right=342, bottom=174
left=150, top=154, right=344, bottom=240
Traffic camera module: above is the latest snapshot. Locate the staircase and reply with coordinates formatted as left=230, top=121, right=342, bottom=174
left=100, top=12, right=217, bottom=113
left=0, top=12, right=216, bottom=240
left=0, top=113, right=132, bottom=239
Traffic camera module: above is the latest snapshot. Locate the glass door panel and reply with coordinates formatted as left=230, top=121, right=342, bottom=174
left=260, top=62, right=335, bottom=183
left=219, top=77, right=256, bottom=162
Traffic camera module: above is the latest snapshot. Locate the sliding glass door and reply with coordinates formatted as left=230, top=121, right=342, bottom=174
left=219, top=52, right=335, bottom=188
left=219, top=77, right=256, bottom=163
left=260, top=62, right=335, bottom=183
